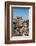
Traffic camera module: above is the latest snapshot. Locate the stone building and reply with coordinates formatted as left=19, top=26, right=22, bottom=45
left=12, top=16, right=29, bottom=36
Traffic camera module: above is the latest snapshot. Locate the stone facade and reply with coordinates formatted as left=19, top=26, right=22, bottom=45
left=12, top=16, right=29, bottom=36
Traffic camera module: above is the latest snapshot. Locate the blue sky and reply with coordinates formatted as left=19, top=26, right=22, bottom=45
left=12, top=7, right=29, bottom=20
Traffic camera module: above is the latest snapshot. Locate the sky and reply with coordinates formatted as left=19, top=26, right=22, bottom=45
left=12, top=7, right=29, bottom=20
